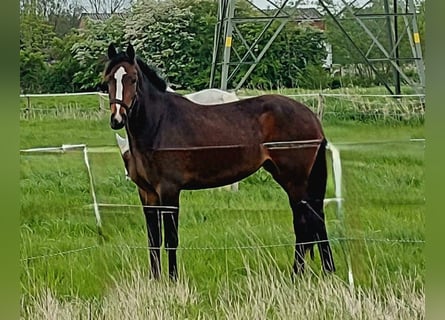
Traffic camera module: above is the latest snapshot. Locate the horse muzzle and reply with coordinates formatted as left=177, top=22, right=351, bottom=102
left=109, top=98, right=131, bottom=130
left=110, top=113, right=126, bottom=130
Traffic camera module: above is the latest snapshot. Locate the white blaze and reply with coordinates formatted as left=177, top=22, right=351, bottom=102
left=113, top=66, right=127, bottom=122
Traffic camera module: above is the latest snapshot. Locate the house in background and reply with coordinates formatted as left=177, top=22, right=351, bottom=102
left=293, top=7, right=325, bottom=30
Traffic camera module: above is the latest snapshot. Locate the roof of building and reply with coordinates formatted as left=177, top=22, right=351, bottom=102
left=79, top=12, right=127, bottom=21
left=294, top=7, right=323, bottom=21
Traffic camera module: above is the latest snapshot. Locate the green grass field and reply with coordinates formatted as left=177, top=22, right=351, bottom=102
left=20, top=92, right=425, bottom=319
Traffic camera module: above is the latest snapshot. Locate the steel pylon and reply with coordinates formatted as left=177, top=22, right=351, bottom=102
left=209, top=0, right=425, bottom=96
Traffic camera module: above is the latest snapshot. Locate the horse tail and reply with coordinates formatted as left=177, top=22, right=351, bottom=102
left=304, top=138, right=335, bottom=271
left=307, top=138, right=327, bottom=202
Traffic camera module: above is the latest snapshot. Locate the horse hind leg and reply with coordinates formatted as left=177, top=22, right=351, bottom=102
left=289, top=187, right=335, bottom=275
left=300, top=199, right=335, bottom=273
left=269, top=139, right=335, bottom=275
left=290, top=196, right=318, bottom=275
left=262, top=159, right=312, bottom=274
left=306, top=139, right=335, bottom=273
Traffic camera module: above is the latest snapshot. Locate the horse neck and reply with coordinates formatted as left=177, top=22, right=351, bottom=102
left=126, top=76, right=166, bottom=150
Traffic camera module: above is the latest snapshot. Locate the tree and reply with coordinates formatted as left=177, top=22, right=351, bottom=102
left=71, top=0, right=216, bottom=90
left=173, top=0, right=218, bottom=89
left=20, top=5, right=56, bottom=92
left=21, top=0, right=339, bottom=92
left=20, top=50, right=47, bottom=93
left=20, top=0, right=89, bottom=92
left=125, top=0, right=195, bottom=87
left=85, top=0, right=133, bottom=13
left=71, top=15, right=126, bottom=90
left=42, top=33, right=83, bottom=93
left=243, top=22, right=328, bottom=89
left=20, top=0, right=84, bottom=36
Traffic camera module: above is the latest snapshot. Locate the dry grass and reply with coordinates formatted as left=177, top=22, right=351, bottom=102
left=21, top=268, right=200, bottom=319
left=215, top=260, right=424, bottom=320
left=22, top=260, right=424, bottom=320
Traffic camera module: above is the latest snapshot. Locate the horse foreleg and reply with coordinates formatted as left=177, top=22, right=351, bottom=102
left=139, top=188, right=162, bottom=279
left=159, top=185, right=180, bottom=280
left=144, top=208, right=162, bottom=279
left=163, top=208, right=179, bottom=280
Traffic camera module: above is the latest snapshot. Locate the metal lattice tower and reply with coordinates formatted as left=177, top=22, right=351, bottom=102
left=209, top=0, right=425, bottom=96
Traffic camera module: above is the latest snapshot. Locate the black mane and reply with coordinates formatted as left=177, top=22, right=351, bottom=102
left=105, top=51, right=167, bottom=93
left=135, top=57, right=167, bottom=93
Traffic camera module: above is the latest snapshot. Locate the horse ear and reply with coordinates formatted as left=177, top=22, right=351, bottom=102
left=107, top=43, right=117, bottom=59
left=126, top=43, right=135, bottom=62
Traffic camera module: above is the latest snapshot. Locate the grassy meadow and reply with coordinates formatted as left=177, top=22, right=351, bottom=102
left=20, top=90, right=425, bottom=319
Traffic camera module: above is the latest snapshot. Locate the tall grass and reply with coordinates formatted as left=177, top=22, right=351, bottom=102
left=22, top=252, right=423, bottom=319
left=20, top=92, right=425, bottom=318
left=20, top=89, right=424, bottom=124
left=237, top=87, right=425, bottom=124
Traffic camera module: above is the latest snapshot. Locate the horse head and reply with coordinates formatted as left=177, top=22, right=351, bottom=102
left=104, top=43, right=138, bottom=130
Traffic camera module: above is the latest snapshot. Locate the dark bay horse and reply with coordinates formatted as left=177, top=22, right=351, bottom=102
left=104, top=43, right=335, bottom=280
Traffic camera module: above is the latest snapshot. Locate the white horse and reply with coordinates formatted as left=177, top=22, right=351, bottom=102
left=116, top=88, right=240, bottom=191
left=184, top=88, right=239, bottom=105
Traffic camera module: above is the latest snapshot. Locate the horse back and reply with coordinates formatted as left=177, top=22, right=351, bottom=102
left=163, top=93, right=324, bottom=146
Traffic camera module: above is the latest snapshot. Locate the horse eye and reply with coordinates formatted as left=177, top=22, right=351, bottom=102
left=131, top=79, right=137, bottom=84
left=97, top=82, right=108, bottom=92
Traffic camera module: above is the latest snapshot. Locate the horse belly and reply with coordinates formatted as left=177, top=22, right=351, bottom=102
left=161, top=146, right=265, bottom=190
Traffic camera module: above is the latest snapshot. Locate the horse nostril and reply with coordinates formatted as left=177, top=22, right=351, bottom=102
left=110, top=115, right=125, bottom=130
left=110, top=117, right=118, bottom=127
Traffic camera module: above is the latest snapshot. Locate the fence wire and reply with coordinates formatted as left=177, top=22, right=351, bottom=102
left=20, top=92, right=425, bottom=122
left=20, top=137, right=425, bottom=288
left=21, top=236, right=425, bottom=262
